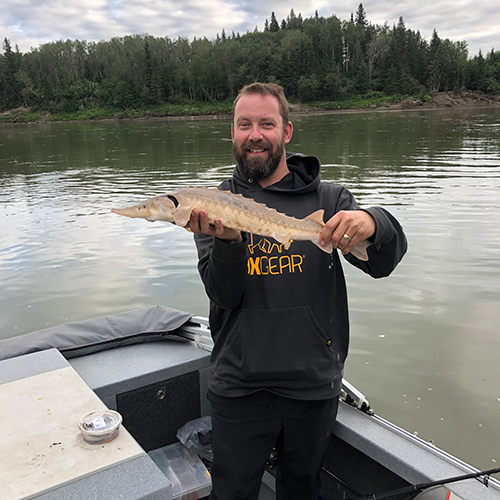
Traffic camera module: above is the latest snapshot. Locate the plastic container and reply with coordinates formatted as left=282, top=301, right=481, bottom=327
left=78, top=410, right=123, bottom=444
left=148, top=442, right=212, bottom=500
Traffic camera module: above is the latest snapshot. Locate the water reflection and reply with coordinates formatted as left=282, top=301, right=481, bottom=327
left=1, top=107, right=499, bottom=469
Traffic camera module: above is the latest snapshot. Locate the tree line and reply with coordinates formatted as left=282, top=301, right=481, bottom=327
left=1, top=4, right=499, bottom=114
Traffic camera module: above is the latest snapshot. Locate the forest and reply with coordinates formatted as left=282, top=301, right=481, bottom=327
left=1, top=4, right=499, bottom=118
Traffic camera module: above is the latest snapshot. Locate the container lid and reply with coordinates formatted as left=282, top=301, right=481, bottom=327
left=79, top=410, right=122, bottom=438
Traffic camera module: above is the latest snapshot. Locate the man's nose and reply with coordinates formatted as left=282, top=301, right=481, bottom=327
left=248, top=125, right=263, bottom=141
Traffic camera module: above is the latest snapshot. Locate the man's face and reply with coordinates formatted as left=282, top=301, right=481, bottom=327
left=232, top=93, right=292, bottom=181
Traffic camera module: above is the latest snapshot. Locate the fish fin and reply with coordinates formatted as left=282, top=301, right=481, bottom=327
left=312, top=240, right=333, bottom=253
left=349, top=240, right=370, bottom=261
left=305, top=209, right=326, bottom=226
left=173, top=207, right=192, bottom=227
left=272, top=233, right=293, bottom=249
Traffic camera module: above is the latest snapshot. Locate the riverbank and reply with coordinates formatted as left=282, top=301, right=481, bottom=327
left=1, top=91, right=499, bottom=124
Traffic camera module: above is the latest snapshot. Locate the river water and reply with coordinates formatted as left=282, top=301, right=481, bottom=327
left=1, top=107, right=499, bottom=470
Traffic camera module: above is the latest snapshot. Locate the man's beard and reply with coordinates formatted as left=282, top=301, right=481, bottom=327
left=233, top=137, right=285, bottom=181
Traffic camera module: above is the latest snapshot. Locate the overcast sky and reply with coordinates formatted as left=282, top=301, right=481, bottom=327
left=2, top=0, right=498, bottom=57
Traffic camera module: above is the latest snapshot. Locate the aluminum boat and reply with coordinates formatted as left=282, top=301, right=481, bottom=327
left=1, top=306, right=498, bottom=500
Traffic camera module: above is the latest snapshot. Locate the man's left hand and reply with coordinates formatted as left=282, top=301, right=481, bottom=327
left=320, top=210, right=376, bottom=255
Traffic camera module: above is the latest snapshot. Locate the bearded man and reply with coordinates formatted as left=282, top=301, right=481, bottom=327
left=189, top=83, right=407, bottom=500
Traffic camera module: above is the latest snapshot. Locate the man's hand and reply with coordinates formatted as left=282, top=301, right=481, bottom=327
left=320, top=210, right=376, bottom=255
left=188, top=209, right=242, bottom=244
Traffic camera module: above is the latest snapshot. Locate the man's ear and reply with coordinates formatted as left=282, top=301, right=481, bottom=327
left=284, top=121, right=293, bottom=144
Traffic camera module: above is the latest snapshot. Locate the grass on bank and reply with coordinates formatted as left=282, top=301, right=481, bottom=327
left=308, top=92, right=423, bottom=110
left=0, top=92, right=429, bottom=124
left=0, top=100, right=236, bottom=124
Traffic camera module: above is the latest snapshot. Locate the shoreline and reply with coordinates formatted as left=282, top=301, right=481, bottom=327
left=2, top=91, right=499, bottom=125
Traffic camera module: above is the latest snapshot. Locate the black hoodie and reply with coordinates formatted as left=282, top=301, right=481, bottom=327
left=194, top=152, right=407, bottom=400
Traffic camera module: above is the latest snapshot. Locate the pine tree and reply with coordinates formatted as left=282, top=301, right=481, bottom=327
left=386, top=17, right=415, bottom=93
left=1, top=38, right=22, bottom=109
left=144, top=40, right=152, bottom=90
left=270, top=12, right=280, bottom=32
left=355, top=4, right=368, bottom=27
left=352, top=41, right=369, bottom=92
left=287, top=9, right=303, bottom=31
left=427, top=30, right=443, bottom=91
left=470, top=50, right=487, bottom=92
left=428, top=29, right=441, bottom=64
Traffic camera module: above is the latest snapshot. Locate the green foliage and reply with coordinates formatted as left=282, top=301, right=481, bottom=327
left=298, top=74, right=320, bottom=101
left=1, top=8, right=499, bottom=117
left=269, top=12, right=280, bottom=33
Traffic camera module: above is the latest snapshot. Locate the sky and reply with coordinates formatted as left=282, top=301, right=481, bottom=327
left=2, top=0, right=498, bottom=57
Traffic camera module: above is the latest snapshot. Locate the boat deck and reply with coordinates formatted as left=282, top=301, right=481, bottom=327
left=1, top=310, right=499, bottom=500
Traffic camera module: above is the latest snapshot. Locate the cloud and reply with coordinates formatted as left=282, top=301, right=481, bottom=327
left=359, top=0, right=496, bottom=54
left=1, top=0, right=496, bottom=55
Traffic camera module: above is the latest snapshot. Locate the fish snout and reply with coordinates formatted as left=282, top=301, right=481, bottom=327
left=111, top=202, right=151, bottom=219
left=111, top=195, right=177, bottom=222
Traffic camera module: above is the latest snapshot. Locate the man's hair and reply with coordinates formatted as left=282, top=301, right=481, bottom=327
left=233, top=82, right=289, bottom=129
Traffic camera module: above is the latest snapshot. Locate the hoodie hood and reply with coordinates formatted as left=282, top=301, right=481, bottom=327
left=231, top=152, right=322, bottom=195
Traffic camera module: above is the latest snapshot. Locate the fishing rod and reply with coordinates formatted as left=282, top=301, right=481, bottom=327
left=350, top=467, right=500, bottom=500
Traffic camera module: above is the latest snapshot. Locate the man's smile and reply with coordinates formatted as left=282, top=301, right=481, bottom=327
left=244, top=141, right=270, bottom=155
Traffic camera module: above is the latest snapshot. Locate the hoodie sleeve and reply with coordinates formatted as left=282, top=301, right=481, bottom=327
left=345, top=206, right=408, bottom=278
left=194, top=232, right=248, bottom=309
left=332, top=186, right=408, bottom=278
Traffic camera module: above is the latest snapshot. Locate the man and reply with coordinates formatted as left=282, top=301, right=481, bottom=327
left=189, top=83, right=407, bottom=500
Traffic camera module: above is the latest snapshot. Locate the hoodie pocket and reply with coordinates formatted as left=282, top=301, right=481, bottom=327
left=214, top=306, right=340, bottom=386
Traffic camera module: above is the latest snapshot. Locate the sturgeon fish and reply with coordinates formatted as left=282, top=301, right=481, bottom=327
left=112, top=187, right=370, bottom=260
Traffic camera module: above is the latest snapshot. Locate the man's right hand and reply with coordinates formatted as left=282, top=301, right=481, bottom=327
left=188, top=209, right=242, bottom=244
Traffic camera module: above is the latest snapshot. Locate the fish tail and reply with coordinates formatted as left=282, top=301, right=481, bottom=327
left=350, top=240, right=370, bottom=261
